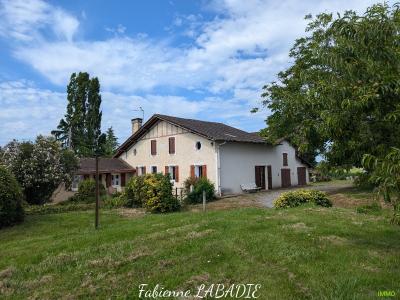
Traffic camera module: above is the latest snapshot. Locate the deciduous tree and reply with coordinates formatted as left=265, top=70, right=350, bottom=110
left=261, top=3, right=400, bottom=167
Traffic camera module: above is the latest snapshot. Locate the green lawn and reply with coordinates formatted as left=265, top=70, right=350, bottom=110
left=1, top=206, right=399, bottom=299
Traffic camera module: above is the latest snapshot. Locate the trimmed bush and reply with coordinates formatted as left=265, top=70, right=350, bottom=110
left=124, top=174, right=180, bottom=213
left=0, top=166, right=24, bottom=228
left=274, top=189, right=332, bottom=208
left=184, top=177, right=216, bottom=204
left=71, top=179, right=106, bottom=203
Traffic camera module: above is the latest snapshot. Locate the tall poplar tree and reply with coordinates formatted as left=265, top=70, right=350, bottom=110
left=52, top=72, right=104, bottom=157
left=85, top=78, right=102, bottom=156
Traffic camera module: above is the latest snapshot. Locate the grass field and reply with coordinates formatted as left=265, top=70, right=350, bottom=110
left=1, top=200, right=399, bottom=299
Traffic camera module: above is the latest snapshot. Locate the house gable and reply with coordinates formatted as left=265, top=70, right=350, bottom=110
left=119, top=119, right=217, bottom=188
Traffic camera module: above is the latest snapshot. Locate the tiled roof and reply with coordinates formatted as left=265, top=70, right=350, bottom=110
left=155, top=114, right=266, bottom=143
left=114, top=114, right=267, bottom=157
left=77, top=158, right=135, bottom=174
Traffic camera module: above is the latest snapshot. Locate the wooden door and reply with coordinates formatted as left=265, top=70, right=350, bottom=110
left=297, top=167, right=307, bottom=186
left=267, top=165, right=272, bottom=189
left=281, top=169, right=291, bottom=188
left=255, top=166, right=266, bottom=189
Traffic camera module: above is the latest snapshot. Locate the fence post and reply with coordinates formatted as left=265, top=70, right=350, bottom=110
left=180, top=189, right=183, bottom=202
left=175, top=187, right=178, bottom=200
left=202, top=190, right=206, bottom=212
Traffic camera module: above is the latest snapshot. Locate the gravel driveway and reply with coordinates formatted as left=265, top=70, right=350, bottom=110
left=243, top=182, right=353, bottom=208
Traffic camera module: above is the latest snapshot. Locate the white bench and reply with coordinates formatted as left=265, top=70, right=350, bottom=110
left=240, top=183, right=262, bottom=193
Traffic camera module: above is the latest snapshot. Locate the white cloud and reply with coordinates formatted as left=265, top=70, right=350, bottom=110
left=0, top=0, right=78, bottom=42
left=0, top=80, right=266, bottom=145
left=0, top=0, right=383, bottom=94
left=0, top=0, right=389, bottom=144
left=0, top=80, right=66, bottom=144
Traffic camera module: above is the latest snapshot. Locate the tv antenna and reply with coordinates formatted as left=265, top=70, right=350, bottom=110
left=133, top=107, right=144, bottom=120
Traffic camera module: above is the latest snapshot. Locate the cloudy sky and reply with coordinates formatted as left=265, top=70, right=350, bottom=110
left=0, top=0, right=383, bottom=145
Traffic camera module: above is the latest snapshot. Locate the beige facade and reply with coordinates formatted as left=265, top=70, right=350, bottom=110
left=120, top=120, right=217, bottom=189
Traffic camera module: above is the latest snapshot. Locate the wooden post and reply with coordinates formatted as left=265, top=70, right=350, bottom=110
left=202, top=190, right=206, bottom=212
left=175, top=187, right=178, bottom=200
left=95, top=156, right=99, bottom=229
left=180, top=189, right=183, bottom=202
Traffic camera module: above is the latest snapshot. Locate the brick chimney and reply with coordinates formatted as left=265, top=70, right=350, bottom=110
left=131, top=118, right=143, bottom=134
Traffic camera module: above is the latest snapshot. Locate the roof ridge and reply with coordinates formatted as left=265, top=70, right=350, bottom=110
left=156, top=114, right=252, bottom=133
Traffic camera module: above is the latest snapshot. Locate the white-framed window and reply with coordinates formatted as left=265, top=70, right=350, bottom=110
left=151, top=166, right=157, bottom=174
left=168, top=166, right=177, bottom=181
left=137, top=166, right=146, bottom=175
left=71, top=175, right=83, bottom=191
left=194, top=165, right=203, bottom=178
left=112, top=174, right=120, bottom=187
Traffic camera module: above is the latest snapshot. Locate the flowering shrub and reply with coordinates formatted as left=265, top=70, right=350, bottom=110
left=1, top=136, right=78, bottom=204
left=0, top=165, right=24, bottom=228
left=0, top=136, right=78, bottom=204
left=274, top=189, right=332, bottom=208
left=124, top=173, right=180, bottom=213
left=124, top=175, right=146, bottom=208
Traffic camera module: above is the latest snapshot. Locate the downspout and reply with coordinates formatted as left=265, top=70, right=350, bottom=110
left=215, top=141, right=227, bottom=197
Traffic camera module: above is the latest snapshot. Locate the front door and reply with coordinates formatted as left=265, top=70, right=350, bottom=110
left=297, top=167, right=307, bottom=185
left=267, top=165, right=272, bottom=189
left=255, top=166, right=266, bottom=189
left=281, top=169, right=291, bottom=188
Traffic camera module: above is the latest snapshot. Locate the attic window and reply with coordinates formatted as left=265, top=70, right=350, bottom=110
left=225, top=133, right=237, bottom=137
left=133, top=149, right=137, bottom=156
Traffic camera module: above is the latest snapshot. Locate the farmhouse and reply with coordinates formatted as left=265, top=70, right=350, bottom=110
left=113, top=114, right=310, bottom=195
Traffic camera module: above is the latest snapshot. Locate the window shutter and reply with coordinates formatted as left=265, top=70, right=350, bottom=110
left=143, top=166, right=146, bottom=174
left=175, top=166, right=179, bottom=182
left=202, top=165, right=207, bottom=179
left=283, top=153, right=288, bottom=166
left=151, top=140, right=157, bottom=155
left=106, top=173, right=111, bottom=187
left=190, top=165, right=195, bottom=178
left=165, top=166, right=169, bottom=175
left=121, top=173, right=126, bottom=187
left=169, top=137, right=175, bottom=154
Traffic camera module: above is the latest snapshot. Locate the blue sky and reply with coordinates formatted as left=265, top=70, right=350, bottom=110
left=0, top=0, right=383, bottom=146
